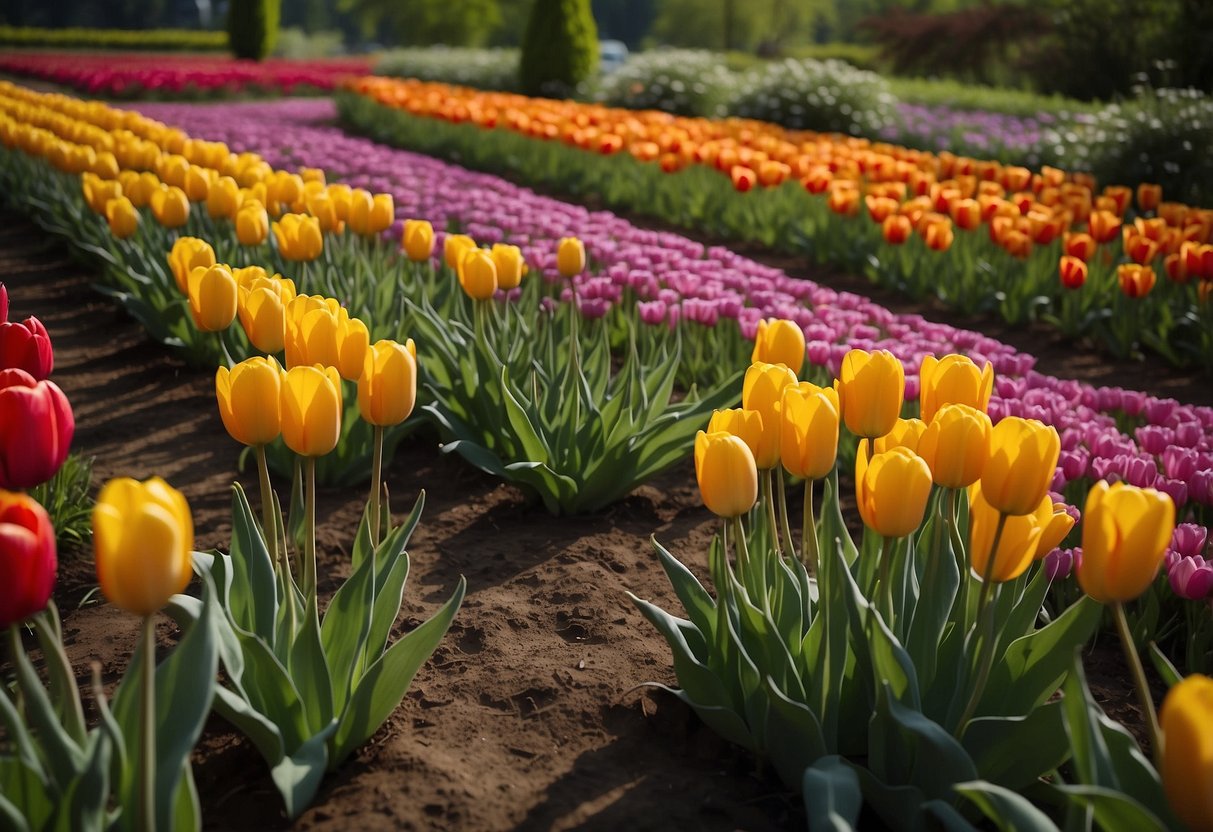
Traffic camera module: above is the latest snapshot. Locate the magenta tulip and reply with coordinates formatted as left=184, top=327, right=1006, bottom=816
left=0, top=490, right=56, bottom=627
left=0, top=368, right=74, bottom=488
left=0, top=316, right=53, bottom=379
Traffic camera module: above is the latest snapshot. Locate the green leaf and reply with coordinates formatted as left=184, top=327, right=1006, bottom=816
left=954, top=781, right=1060, bottom=832
left=764, top=678, right=827, bottom=789
left=31, top=604, right=87, bottom=746
left=6, top=626, right=84, bottom=791
left=319, top=540, right=377, bottom=715
left=228, top=484, right=279, bottom=643
left=651, top=536, right=717, bottom=638
left=803, top=756, right=862, bottom=832
left=1054, top=785, right=1169, bottom=832
left=1061, top=652, right=1118, bottom=789
left=501, top=366, right=551, bottom=464
left=290, top=597, right=336, bottom=736
left=1147, top=643, right=1182, bottom=688
left=962, top=701, right=1069, bottom=790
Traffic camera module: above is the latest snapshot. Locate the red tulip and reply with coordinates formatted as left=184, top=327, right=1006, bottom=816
left=0, top=317, right=53, bottom=380
left=0, top=369, right=74, bottom=489
left=0, top=490, right=56, bottom=628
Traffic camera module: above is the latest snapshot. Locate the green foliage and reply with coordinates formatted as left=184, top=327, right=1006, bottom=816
left=730, top=57, right=899, bottom=136
left=227, top=0, right=281, bottom=61
left=0, top=25, right=227, bottom=51
left=887, top=76, right=1096, bottom=118
left=519, top=0, right=600, bottom=96
left=592, top=49, right=736, bottom=116
left=273, top=27, right=345, bottom=59
left=29, top=453, right=93, bottom=549
left=339, top=0, right=502, bottom=46
left=375, top=47, right=521, bottom=91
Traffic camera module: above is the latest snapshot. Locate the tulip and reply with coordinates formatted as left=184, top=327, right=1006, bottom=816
left=1136, top=183, right=1162, bottom=213
left=742, top=362, right=798, bottom=469
left=187, top=265, right=238, bottom=332
left=215, top=357, right=282, bottom=447
left=1160, top=674, right=1213, bottom=832
left=919, top=354, right=993, bottom=423
left=336, top=315, right=370, bottom=382
left=1167, top=556, right=1213, bottom=600
left=206, top=175, right=240, bottom=219
left=82, top=174, right=123, bottom=215
left=281, top=364, right=343, bottom=458
left=403, top=219, right=435, bottom=262
left=347, top=189, right=376, bottom=235
left=183, top=165, right=211, bottom=203
left=272, top=214, right=323, bottom=262
left=1063, top=231, right=1097, bottom=262
left=968, top=484, right=1049, bottom=583
left=917, top=404, right=991, bottom=489
left=1088, top=210, right=1121, bottom=244
left=0, top=369, right=74, bottom=489
left=106, top=195, right=139, bottom=239
left=707, top=408, right=764, bottom=464
left=1118, top=263, right=1156, bottom=298
left=491, top=244, right=526, bottom=291
left=855, top=444, right=932, bottom=539
left=779, top=383, right=839, bottom=481
left=1059, top=255, right=1088, bottom=290
left=93, top=477, right=193, bottom=617
left=167, top=237, right=216, bottom=295
left=694, top=431, right=758, bottom=519
left=980, top=417, right=1060, bottom=516
left=237, top=278, right=290, bottom=354
left=0, top=316, right=53, bottom=379
left=287, top=303, right=341, bottom=370
left=358, top=339, right=417, bottom=427
left=922, top=218, right=955, bottom=252
left=459, top=248, right=498, bottom=300
left=557, top=237, right=586, bottom=277
left=1077, top=481, right=1175, bottom=604
left=306, top=192, right=343, bottom=233
left=837, top=349, right=904, bottom=440
left=0, top=490, right=56, bottom=628
left=731, top=165, right=756, bottom=193
left=150, top=185, right=189, bottom=229
left=751, top=318, right=805, bottom=375
left=882, top=214, right=912, bottom=245
left=236, top=201, right=269, bottom=246
left=1034, top=500, right=1076, bottom=558
left=873, top=418, right=926, bottom=455
left=443, top=233, right=476, bottom=270
left=327, top=183, right=353, bottom=220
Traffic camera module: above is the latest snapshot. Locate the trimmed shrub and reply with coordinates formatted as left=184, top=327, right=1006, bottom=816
left=376, top=48, right=521, bottom=92
left=729, top=57, right=898, bottom=136
left=228, top=0, right=281, bottom=61
left=519, top=0, right=599, bottom=96
left=0, top=25, right=227, bottom=51
left=593, top=50, right=736, bottom=117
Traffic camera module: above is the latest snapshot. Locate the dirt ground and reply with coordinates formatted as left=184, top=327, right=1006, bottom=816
left=0, top=207, right=1171, bottom=831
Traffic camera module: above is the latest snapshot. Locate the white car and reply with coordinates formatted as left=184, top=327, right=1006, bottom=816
left=599, top=40, right=629, bottom=74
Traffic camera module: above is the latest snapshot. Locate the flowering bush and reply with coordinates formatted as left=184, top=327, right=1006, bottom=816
left=592, top=50, right=736, bottom=118
left=729, top=57, right=900, bottom=136
left=375, top=47, right=521, bottom=93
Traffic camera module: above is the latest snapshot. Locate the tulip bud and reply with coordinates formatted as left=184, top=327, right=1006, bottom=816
left=916, top=404, right=990, bottom=488
left=272, top=214, right=323, bottom=262
left=1161, top=674, right=1213, bottom=832
left=919, top=354, right=994, bottom=423
left=1059, top=255, right=1088, bottom=290
left=236, top=201, right=269, bottom=246
left=93, top=477, right=193, bottom=617
left=780, top=383, right=840, bottom=480
left=968, top=484, right=1049, bottom=583
left=0, top=316, right=53, bottom=379
left=0, top=490, right=56, bottom=628
left=0, top=368, right=74, bottom=489
left=1088, top=210, right=1121, bottom=244
left=694, top=431, right=758, bottom=519
left=105, top=196, right=139, bottom=239
left=206, top=175, right=240, bottom=219
left=751, top=319, right=805, bottom=375
left=358, top=339, right=417, bottom=427
left=150, top=185, right=190, bottom=229
left=1136, top=183, right=1162, bottom=213
left=882, top=214, right=912, bottom=245
left=491, top=244, right=526, bottom=291
left=1118, top=263, right=1157, bottom=298
left=1034, top=501, right=1076, bottom=558
left=707, top=408, right=764, bottom=464
left=1077, top=480, right=1175, bottom=603
left=306, top=192, right=343, bottom=234
left=336, top=315, right=370, bottom=382
left=368, top=193, right=394, bottom=234
left=459, top=248, right=498, bottom=300
left=216, top=356, right=282, bottom=447
left=837, top=349, right=904, bottom=440
left=187, top=264, right=238, bottom=332
left=167, top=237, right=216, bottom=295
left=1063, top=232, right=1096, bottom=262
left=237, top=277, right=291, bottom=354
left=443, top=234, right=476, bottom=270
left=873, top=418, right=926, bottom=455
left=742, top=362, right=799, bottom=469
left=183, top=165, right=211, bottom=203
left=980, top=417, right=1060, bottom=516
left=855, top=444, right=932, bottom=538
left=403, top=220, right=435, bottom=262
left=281, top=364, right=343, bottom=457
left=287, top=303, right=341, bottom=370
left=557, top=237, right=586, bottom=277
left=347, top=189, right=374, bottom=235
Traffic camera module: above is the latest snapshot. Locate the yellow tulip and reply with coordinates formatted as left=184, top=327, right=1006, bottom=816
left=347, top=189, right=375, bottom=235
left=358, top=339, right=417, bottom=426
left=305, top=192, right=343, bottom=233
left=402, top=220, right=435, bottom=262
left=369, top=193, right=394, bottom=234
left=919, top=354, right=994, bottom=423
left=742, top=361, right=799, bottom=469
left=980, top=417, right=1060, bottom=516
left=287, top=304, right=341, bottom=369
left=1077, top=481, right=1175, bottom=603
left=1160, top=674, right=1213, bottom=832
left=168, top=236, right=216, bottom=294
left=751, top=318, right=805, bottom=376
left=336, top=315, right=370, bottom=382
left=93, top=477, right=193, bottom=617
left=873, top=417, right=926, bottom=454
left=444, top=233, right=476, bottom=270
left=268, top=172, right=304, bottom=212
left=491, top=244, right=526, bottom=291
left=968, top=483, right=1048, bottom=583
left=237, top=278, right=290, bottom=354
left=780, top=382, right=840, bottom=480
left=187, top=264, right=238, bottom=332
left=206, top=175, right=240, bottom=219
left=126, top=172, right=160, bottom=209
left=216, top=356, right=282, bottom=446
left=837, top=349, right=904, bottom=440
left=916, top=404, right=991, bottom=488
left=281, top=364, right=343, bottom=457
left=855, top=444, right=932, bottom=538
left=707, top=408, right=764, bottom=464
left=150, top=185, right=189, bottom=228
left=105, top=196, right=139, bottom=240
left=327, top=183, right=352, bottom=221
left=557, top=236, right=586, bottom=277
left=459, top=248, right=498, bottom=300
left=236, top=201, right=269, bottom=246
left=183, top=165, right=212, bottom=202
left=157, top=153, right=189, bottom=188
left=694, top=430, right=758, bottom=519
left=272, top=214, right=323, bottom=262
left=1034, top=501, right=1075, bottom=559
left=82, top=173, right=123, bottom=215
left=299, top=167, right=326, bottom=185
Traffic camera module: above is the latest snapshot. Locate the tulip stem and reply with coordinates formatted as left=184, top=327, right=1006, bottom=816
left=955, top=513, right=1009, bottom=737
left=1112, top=601, right=1163, bottom=764
left=762, top=470, right=783, bottom=558
left=802, top=479, right=819, bottom=575
left=776, top=472, right=797, bottom=561
left=138, top=615, right=156, bottom=832
left=877, top=536, right=897, bottom=630
left=255, top=445, right=284, bottom=581
left=304, top=457, right=317, bottom=602
left=369, top=425, right=384, bottom=549
left=731, top=515, right=750, bottom=578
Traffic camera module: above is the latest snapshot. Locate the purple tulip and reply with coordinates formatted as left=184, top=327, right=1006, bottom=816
left=1168, top=556, right=1213, bottom=600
